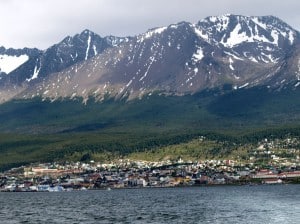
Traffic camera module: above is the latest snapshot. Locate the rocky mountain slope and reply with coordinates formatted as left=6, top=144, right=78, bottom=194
left=0, top=30, right=127, bottom=102
left=0, top=14, right=300, bottom=103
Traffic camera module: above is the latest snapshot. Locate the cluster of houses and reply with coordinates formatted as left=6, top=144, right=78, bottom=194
left=1, top=157, right=300, bottom=192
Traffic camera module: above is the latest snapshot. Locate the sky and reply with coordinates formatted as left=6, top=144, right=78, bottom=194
left=0, top=0, right=299, bottom=49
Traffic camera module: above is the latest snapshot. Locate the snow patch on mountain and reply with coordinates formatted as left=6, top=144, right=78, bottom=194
left=26, top=60, right=41, bottom=82
left=145, top=27, right=167, bottom=38
left=0, top=54, right=29, bottom=74
left=193, top=26, right=209, bottom=42
left=251, top=17, right=267, bottom=29
left=85, top=33, right=91, bottom=60
left=139, top=56, right=155, bottom=82
left=139, top=27, right=167, bottom=42
left=221, top=23, right=280, bottom=47
left=192, top=47, right=204, bottom=62
left=296, top=59, right=300, bottom=81
left=261, top=52, right=279, bottom=63
left=270, top=30, right=279, bottom=45
left=288, top=31, right=295, bottom=44
left=93, top=45, right=97, bottom=55
left=229, top=57, right=235, bottom=70
left=239, top=83, right=249, bottom=89
left=221, top=23, right=249, bottom=47
left=224, top=51, right=244, bottom=61
left=198, top=15, right=296, bottom=49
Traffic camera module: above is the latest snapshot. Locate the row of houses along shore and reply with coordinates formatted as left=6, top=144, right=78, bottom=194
left=1, top=158, right=300, bottom=192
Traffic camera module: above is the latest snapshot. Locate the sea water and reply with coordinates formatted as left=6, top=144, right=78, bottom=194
left=0, top=185, right=299, bottom=224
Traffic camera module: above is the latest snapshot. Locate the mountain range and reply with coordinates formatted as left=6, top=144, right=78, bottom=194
left=1, top=14, right=300, bottom=169
left=0, top=14, right=299, bottom=103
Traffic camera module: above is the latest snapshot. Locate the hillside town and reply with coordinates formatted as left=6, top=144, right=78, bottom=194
left=1, top=136, right=300, bottom=192
left=1, top=140, right=300, bottom=192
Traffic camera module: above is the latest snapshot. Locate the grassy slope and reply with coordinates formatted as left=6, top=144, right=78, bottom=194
left=0, top=87, right=300, bottom=170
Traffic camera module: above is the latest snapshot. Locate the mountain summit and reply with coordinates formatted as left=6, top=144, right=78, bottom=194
left=0, top=15, right=299, bottom=103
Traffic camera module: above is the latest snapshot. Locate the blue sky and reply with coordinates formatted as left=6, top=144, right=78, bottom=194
left=0, top=0, right=299, bottom=49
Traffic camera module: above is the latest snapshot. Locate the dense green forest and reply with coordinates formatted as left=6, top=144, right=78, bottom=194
left=1, top=126, right=300, bottom=171
left=0, top=86, right=300, bottom=171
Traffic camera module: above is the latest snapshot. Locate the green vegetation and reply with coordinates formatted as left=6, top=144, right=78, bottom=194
left=0, top=86, right=300, bottom=171
left=127, top=138, right=226, bottom=161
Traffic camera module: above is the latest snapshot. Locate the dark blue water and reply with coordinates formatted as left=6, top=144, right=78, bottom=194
left=0, top=185, right=299, bottom=223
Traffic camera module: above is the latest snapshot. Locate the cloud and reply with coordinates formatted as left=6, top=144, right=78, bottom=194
left=0, top=0, right=299, bottom=49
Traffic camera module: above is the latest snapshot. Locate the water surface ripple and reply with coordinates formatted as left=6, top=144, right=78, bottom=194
left=0, top=185, right=299, bottom=223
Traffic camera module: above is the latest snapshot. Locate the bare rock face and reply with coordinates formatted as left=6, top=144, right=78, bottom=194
left=1, top=15, right=300, bottom=103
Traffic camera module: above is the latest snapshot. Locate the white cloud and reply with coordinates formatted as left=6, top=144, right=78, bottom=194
left=0, top=0, right=299, bottom=49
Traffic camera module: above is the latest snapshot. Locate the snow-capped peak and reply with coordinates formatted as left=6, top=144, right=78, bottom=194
left=138, top=27, right=168, bottom=42
left=0, top=54, right=29, bottom=74
left=196, top=15, right=297, bottom=48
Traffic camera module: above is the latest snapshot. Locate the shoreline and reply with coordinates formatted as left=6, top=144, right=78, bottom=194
left=1, top=182, right=298, bottom=193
